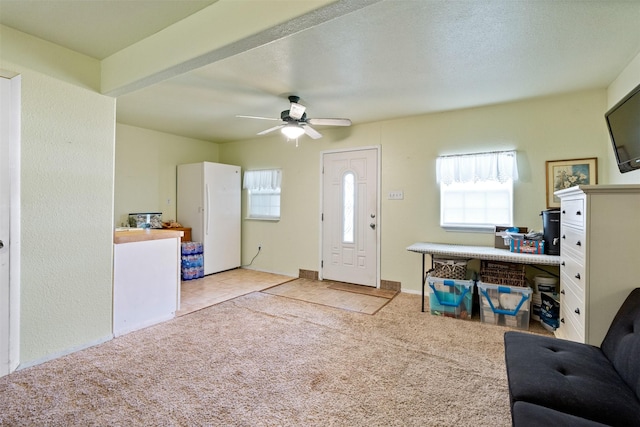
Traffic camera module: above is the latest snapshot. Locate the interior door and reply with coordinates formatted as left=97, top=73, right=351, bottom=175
left=322, top=148, right=379, bottom=287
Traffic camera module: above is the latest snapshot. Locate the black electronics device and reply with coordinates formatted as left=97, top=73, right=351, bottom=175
left=605, top=82, right=640, bottom=174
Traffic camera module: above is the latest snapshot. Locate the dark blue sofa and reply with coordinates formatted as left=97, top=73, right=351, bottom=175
left=504, top=288, right=640, bottom=426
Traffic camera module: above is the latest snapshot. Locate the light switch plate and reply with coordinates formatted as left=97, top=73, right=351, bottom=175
left=388, top=190, right=404, bottom=200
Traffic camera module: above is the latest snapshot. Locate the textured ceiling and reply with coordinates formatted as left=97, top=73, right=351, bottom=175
left=1, top=0, right=639, bottom=143
left=0, top=0, right=217, bottom=59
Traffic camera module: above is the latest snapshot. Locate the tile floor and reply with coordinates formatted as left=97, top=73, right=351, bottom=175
left=177, top=269, right=397, bottom=316
left=263, top=278, right=396, bottom=315
left=176, top=269, right=294, bottom=316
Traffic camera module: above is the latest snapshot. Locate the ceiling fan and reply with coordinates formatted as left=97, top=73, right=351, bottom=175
left=236, top=95, right=352, bottom=141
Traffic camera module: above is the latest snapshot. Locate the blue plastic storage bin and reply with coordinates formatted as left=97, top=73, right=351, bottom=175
left=478, top=282, right=532, bottom=330
left=427, top=276, right=474, bottom=320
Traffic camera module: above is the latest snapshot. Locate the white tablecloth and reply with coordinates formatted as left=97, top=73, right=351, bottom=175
left=406, top=242, right=560, bottom=266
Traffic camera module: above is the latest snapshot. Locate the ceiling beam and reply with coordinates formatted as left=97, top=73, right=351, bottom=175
left=101, top=0, right=382, bottom=97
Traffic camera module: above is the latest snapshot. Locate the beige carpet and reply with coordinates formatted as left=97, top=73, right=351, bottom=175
left=0, top=291, right=540, bottom=426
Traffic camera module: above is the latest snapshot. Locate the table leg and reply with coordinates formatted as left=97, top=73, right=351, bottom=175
left=422, top=253, right=426, bottom=312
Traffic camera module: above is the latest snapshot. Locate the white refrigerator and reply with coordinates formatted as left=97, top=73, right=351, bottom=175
left=177, top=162, right=241, bottom=275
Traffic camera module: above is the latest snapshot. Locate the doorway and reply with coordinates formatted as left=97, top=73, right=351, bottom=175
left=321, top=147, right=379, bottom=287
left=1, top=74, right=21, bottom=377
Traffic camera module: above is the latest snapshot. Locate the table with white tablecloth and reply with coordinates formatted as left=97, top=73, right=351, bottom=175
left=407, top=242, right=561, bottom=312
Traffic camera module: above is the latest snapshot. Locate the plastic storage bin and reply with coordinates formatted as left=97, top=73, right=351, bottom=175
left=427, top=276, right=474, bottom=320
left=478, top=282, right=532, bottom=330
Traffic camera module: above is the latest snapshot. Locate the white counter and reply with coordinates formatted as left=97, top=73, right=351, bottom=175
left=113, top=229, right=183, bottom=337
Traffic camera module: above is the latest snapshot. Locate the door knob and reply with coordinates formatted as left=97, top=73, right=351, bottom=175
left=369, top=223, right=376, bottom=230
left=0, top=240, right=3, bottom=249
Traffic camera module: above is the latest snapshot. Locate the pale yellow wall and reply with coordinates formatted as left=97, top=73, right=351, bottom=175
left=2, top=62, right=115, bottom=366
left=220, top=89, right=609, bottom=292
left=114, top=123, right=219, bottom=226
left=2, top=26, right=115, bottom=366
left=606, top=51, right=640, bottom=184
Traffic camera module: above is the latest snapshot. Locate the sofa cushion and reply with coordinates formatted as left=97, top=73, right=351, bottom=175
left=512, top=401, right=610, bottom=427
left=504, top=331, right=640, bottom=426
left=601, top=288, right=640, bottom=401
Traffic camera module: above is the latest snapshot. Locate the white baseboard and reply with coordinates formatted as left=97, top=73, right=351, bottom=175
left=17, top=334, right=113, bottom=371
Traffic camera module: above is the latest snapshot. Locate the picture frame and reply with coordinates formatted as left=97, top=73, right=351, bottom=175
left=545, top=157, right=597, bottom=208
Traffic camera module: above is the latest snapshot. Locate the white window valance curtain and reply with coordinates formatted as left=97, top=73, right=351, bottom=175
left=436, top=150, right=518, bottom=185
left=243, top=169, right=282, bottom=190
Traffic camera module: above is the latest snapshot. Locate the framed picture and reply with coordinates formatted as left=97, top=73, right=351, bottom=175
left=545, top=157, right=597, bottom=208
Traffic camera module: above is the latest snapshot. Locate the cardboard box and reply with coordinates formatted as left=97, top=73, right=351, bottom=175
left=510, top=239, right=545, bottom=254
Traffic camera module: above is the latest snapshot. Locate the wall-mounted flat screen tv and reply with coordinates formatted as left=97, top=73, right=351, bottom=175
left=605, top=82, right=640, bottom=173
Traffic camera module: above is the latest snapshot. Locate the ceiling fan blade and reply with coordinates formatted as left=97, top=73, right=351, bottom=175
left=257, top=124, right=285, bottom=135
left=303, top=124, right=322, bottom=139
left=236, top=115, right=281, bottom=121
left=307, top=118, right=352, bottom=127
left=288, top=102, right=306, bottom=120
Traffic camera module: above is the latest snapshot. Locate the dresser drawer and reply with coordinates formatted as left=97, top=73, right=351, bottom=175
left=558, top=301, right=585, bottom=343
left=561, top=198, right=585, bottom=228
left=560, top=273, right=584, bottom=315
left=559, top=280, right=585, bottom=342
left=560, top=225, right=586, bottom=259
left=560, top=254, right=586, bottom=292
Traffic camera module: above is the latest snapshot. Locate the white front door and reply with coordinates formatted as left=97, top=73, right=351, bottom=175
left=1, top=75, right=20, bottom=377
left=321, top=148, right=379, bottom=287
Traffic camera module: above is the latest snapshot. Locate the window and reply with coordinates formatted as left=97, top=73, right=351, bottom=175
left=342, top=172, right=355, bottom=243
left=436, top=151, right=518, bottom=231
left=243, top=169, right=281, bottom=220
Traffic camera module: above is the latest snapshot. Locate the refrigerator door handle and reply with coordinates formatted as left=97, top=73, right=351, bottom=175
left=205, top=183, right=210, bottom=235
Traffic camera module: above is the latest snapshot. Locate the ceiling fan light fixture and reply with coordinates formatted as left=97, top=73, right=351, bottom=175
left=281, top=124, right=305, bottom=139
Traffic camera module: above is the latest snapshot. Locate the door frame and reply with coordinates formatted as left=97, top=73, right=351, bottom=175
left=0, top=73, right=21, bottom=376
left=319, top=145, right=381, bottom=287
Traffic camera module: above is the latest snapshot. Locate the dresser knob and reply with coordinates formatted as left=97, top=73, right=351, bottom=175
left=561, top=261, right=566, bottom=266
left=562, top=235, right=566, bottom=240
left=561, top=289, right=565, bottom=295
left=575, top=273, right=581, bottom=279
left=576, top=211, right=582, bottom=216
left=576, top=241, right=582, bottom=246
left=561, top=318, right=565, bottom=323
left=562, top=210, right=566, bottom=214
left=575, top=308, right=581, bottom=315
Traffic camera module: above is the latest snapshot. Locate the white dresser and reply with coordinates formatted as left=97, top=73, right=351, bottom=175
left=554, top=184, right=640, bottom=345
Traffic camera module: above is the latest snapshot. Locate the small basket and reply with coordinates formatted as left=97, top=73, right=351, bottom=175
left=480, top=260, right=527, bottom=287
left=430, top=258, right=468, bottom=280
